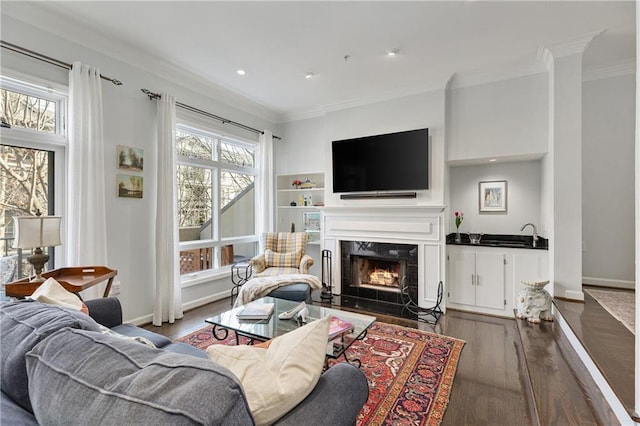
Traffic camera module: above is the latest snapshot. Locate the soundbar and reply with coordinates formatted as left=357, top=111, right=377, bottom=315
left=340, top=192, right=417, bottom=200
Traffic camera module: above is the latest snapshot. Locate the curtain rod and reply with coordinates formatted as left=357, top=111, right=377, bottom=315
left=1, top=40, right=123, bottom=86
left=141, top=88, right=281, bottom=140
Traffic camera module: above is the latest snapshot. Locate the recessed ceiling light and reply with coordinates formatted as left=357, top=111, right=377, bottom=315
left=236, top=69, right=246, bottom=76
left=489, top=158, right=497, bottom=162
left=387, top=49, right=400, bottom=57
left=305, top=72, right=315, bottom=79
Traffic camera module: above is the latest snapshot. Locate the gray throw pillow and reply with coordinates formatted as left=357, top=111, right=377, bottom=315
left=26, top=328, right=254, bottom=425
left=0, top=300, right=101, bottom=413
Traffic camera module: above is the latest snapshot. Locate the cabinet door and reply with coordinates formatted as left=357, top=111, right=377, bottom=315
left=475, top=252, right=505, bottom=310
left=448, top=249, right=476, bottom=306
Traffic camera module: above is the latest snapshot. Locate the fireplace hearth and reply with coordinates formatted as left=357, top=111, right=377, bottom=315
left=340, top=241, right=418, bottom=316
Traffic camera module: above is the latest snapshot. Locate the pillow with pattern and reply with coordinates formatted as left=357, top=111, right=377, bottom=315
left=264, top=248, right=303, bottom=268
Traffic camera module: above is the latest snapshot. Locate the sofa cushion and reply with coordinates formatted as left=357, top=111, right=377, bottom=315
left=26, top=328, right=254, bottom=425
left=206, top=315, right=329, bottom=425
left=264, top=249, right=303, bottom=269
left=111, top=323, right=172, bottom=348
left=98, top=325, right=156, bottom=348
left=0, top=300, right=101, bottom=413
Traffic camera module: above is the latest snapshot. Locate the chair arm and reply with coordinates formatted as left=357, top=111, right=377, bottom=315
left=275, top=362, right=369, bottom=426
left=299, top=254, right=314, bottom=274
left=84, top=297, right=123, bottom=328
left=249, top=254, right=266, bottom=273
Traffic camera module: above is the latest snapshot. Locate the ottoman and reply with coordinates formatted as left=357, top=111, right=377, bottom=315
left=267, top=283, right=312, bottom=303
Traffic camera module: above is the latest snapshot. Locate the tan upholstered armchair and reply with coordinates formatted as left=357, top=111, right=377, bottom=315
left=249, top=232, right=314, bottom=277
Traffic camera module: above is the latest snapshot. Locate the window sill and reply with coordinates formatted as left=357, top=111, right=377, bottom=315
left=181, top=268, right=230, bottom=288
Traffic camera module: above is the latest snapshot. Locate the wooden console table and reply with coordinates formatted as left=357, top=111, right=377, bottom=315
left=4, top=266, right=117, bottom=299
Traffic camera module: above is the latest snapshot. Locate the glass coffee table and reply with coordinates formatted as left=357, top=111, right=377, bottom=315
left=204, top=297, right=376, bottom=367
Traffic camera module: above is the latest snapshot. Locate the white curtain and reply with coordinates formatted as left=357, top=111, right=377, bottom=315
left=153, top=93, right=183, bottom=326
left=67, top=62, right=108, bottom=300
left=257, top=130, right=275, bottom=252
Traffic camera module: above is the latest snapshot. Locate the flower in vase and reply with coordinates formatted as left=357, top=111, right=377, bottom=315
left=454, top=211, right=464, bottom=229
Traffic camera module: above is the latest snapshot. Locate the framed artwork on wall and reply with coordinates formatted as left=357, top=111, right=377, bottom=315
left=117, top=145, right=144, bottom=171
left=117, top=174, right=143, bottom=199
left=479, top=180, right=507, bottom=212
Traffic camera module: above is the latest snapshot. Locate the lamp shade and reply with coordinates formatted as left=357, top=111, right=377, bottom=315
left=13, top=216, right=62, bottom=250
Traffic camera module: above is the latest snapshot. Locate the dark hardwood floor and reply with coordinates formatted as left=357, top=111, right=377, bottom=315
left=554, top=286, right=635, bottom=422
left=143, top=291, right=626, bottom=425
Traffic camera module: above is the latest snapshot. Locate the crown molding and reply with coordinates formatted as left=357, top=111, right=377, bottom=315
left=2, top=2, right=283, bottom=125
left=543, top=31, right=602, bottom=59
left=536, top=46, right=554, bottom=71
left=583, top=58, right=635, bottom=82
left=281, top=81, right=448, bottom=123
left=448, top=55, right=547, bottom=90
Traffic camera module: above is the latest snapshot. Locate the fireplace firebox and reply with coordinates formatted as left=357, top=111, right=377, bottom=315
left=340, top=241, right=418, bottom=313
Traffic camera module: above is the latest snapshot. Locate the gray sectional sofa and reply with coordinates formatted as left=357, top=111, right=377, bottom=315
left=0, top=297, right=368, bottom=425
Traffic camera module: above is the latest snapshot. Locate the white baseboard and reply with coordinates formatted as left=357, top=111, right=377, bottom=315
left=127, top=289, right=231, bottom=327
left=182, top=289, right=230, bottom=312
left=583, top=276, right=635, bottom=290
left=562, top=290, right=585, bottom=301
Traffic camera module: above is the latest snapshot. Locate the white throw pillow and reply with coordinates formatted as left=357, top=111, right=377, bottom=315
left=206, top=315, right=330, bottom=426
left=28, top=277, right=84, bottom=311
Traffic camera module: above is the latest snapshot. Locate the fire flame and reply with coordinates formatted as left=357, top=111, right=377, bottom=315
left=369, top=268, right=399, bottom=286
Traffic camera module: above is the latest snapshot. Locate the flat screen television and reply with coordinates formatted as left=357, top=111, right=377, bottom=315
left=332, top=128, right=429, bottom=193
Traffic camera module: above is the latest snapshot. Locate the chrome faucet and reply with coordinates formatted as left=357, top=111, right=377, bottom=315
left=520, top=223, right=538, bottom=248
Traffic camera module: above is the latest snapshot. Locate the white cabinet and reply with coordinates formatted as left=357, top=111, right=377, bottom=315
left=447, top=245, right=549, bottom=317
left=448, top=246, right=506, bottom=312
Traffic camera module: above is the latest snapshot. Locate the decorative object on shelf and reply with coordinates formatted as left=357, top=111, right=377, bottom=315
left=303, top=212, right=321, bottom=231
left=479, top=180, right=507, bottom=212
left=292, top=179, right=302, bottom=189
left=12, top=211, right=62, bottom=283
left=454, top=211, right=463, bottom=243
left=290, top=201, right=297, bottom=206
left=303, top=194, right=312, bottom=206
left=298, top=194, right=304, bottom=206
left=290, top=222, right=295, bottom=233
left=320, top=249, right=333, bottom=302
left=516, top=280, right=553, bottom=323
left=300, top=178, right=316, bottom=189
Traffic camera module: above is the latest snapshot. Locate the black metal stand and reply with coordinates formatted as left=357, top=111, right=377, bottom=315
left=320, top=249, right=333, bottom=302
left=230, top=262, right=252, bottom=306
left=401, top=280, right=444, bottom=324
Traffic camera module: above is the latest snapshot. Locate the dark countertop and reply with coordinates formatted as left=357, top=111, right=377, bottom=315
left=446, top=233, right=548, bottom=250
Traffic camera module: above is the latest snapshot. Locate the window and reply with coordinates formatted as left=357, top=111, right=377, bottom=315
left=0, top=75, right=66, bottom=287
left=176, top=124, right=258, bottom=280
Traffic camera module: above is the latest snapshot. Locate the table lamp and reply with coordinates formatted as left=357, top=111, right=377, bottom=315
left=13, top=214, right=62, bottom=283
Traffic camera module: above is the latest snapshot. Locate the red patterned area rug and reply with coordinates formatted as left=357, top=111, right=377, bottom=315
left=177, top=322, right=465, bottom=426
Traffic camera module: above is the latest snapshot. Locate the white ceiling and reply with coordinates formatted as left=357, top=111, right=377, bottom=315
left=2, top=1, right=636, bottom=122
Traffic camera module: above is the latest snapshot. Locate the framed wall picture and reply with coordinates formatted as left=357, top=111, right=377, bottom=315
left=117, top=145, right=144, bottom=171
left=117, top=174, right=143, bottom=199
left=479, top=180, right=507, bottom=212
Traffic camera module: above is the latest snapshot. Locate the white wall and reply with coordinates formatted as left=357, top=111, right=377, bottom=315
left=278, top=89, right=446, bottom=207
left=583, top=74, right=636, bottom=287
left=447, top=73, right=549, bottom=163
left=1, top=14, right=278, bottom=323
left=448, top=161, right=542, bottom=236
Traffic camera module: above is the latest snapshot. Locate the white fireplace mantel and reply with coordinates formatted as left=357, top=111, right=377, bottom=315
left=320, top=205, right=446, bottom=309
